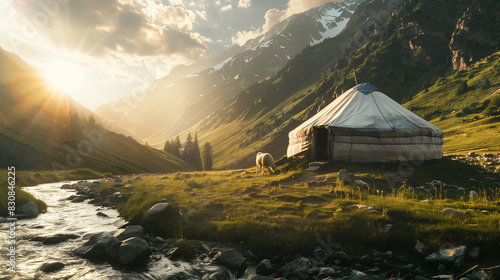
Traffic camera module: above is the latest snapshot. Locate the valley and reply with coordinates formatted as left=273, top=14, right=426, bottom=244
left=1, top=0, right=500, bottom=279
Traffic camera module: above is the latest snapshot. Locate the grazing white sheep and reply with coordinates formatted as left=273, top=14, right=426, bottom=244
left=256, top=152, right=276, bottom=175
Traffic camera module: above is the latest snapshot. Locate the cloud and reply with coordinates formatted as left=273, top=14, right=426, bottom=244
left=230, top=8, right=285, bottom=46
left=195, top=10, right=208, bottom=21
left=263, top=8, right=286, bottom=31
left=237, top=0, right=251, bottom=8
left=283, top=0, right=340, bottom=18
left=11, top=0, right=208, bottom=61
left=231, top=0, right=338, bottom=46
left=231, top=28, right=262, bottom=46
left=220, top=4, right=233, bottom=11
left=154, top=6, right=197, bottom=30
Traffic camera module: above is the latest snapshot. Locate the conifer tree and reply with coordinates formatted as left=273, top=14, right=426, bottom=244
left=183, top=133, right=194, bottom=163
left=203, top=142, right=213, bottom=171
left=192, top=133, right=203, bottom=171
left=164, top=140, right=171, bottom=153
left=174, top=136, right=182, bottom=157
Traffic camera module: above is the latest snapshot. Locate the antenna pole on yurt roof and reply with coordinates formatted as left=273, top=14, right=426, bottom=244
left=353, top=67, right=358, bottom=85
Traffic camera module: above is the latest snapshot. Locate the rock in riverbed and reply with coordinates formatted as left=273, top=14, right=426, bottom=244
left=141, top=203, right=182, bottom=236
left=118, top=237, right=151, bottom=265
left=114, top=225, right=145, bottom=241
left=212, top=249, right=247, bottom=278
left=17, top=201, right=38, bottom=218
left=74, top=233, right=120, bottom=261
left=40, top=262, right=64, bottom=273
left=74, top=232, right=151, bottom=266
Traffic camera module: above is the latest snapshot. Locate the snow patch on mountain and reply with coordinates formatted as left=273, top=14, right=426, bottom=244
left=210, top=56, right=233, bottom=74
left=310, top=8, right=350, bottom=46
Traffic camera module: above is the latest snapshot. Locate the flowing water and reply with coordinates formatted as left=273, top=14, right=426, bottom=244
left=0, top=181, right=241, bottom=280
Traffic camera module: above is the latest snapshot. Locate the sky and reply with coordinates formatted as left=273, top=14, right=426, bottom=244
left=0, top=0, right=338, bottom=110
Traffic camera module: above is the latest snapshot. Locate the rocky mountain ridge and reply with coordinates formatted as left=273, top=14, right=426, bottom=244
left=175, top=0, right=500, bottom=168
left=95, top=0, right=364, bottom=146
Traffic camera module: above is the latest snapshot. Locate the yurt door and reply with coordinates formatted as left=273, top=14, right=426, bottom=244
left=314, top=127, right=329, bottom=161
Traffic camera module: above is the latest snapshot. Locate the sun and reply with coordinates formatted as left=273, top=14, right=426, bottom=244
left=44, top=60, right=84, bottom=92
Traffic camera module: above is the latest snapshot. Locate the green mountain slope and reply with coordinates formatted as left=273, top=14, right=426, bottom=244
left=406, top=51, right=500, bottom=154
left=170, top=0, right=500, bottom=169
left=0, top=47, right=190, bottom=173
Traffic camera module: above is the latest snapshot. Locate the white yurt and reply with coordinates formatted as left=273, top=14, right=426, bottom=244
left=287, top=83, right=443, bottom=162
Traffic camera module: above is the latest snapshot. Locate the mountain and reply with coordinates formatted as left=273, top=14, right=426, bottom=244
left=95, top=0, right=363, bottom=146
left=0, top=47, right=190, bottom=173
left=168, top=0, right=500, bottom=169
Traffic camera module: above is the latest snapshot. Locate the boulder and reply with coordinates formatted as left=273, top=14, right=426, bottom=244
left=74, top=233, right=120, bottom=261
left=213, top=249, right=247, bottom=278
left=360, top=255, right=373, bottom=266
left=43, top=235, right=65, bottom=245
left=165, top=239, right=207, bottom=261
left=17, top=201, right=38, bottom=218
left=156, top=184, right=166, bottom=188
left=188, top=180, right=200, bottom=187
left=89, top=197, right=104, bottom=205
left=96, top=212, right=109, bottom=218
left=425, top=245, right=467, bottom=267
left=203, top=180, right=210, bottom=187
left=114, top=225, right=145, bottom=241
left=415, top=240, right=430, bottom=256
left=40, top=262, right=64, bottom=273
left=338, top=169, right=352, bottom=184
left=319, top=267, right=336, bottom=277
left=71, top=196, right=86, bottom=203
left=141, top=203, right=181, bottom=236
left=331, top=251, right=352, bottom=266
left=276, top=257, right=311, bottom=278
left=351, top=270, right=367, bottom=278
left=41, top=233, right=79, bottom=245
left=256, top=259, right=273, bottom=276
left=118, top=237, right=151, bottom=266
left=354, top=180, right=370, bottom=188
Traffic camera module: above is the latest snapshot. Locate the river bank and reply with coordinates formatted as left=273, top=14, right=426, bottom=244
left=3, top=156, right=500, bottom=279
left=56, top=173, right=500, bottom=280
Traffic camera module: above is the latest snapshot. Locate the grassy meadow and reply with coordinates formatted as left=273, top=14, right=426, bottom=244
left=96, top=157, right=500, bottom=255
left=406, top=51, right=500, bottom=154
